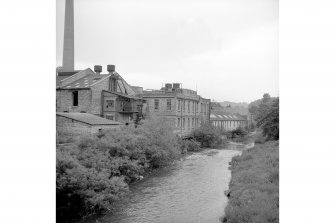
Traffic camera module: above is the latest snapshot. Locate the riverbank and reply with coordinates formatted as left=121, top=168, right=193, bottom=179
left=56, top=118, right=183, bottom=222
left=222, top=141, right=279, bottom=223
left=77, top=148, right=241, bottom=223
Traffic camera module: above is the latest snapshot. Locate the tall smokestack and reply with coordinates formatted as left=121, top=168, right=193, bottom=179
left=62, top=0, right=75, bottom=71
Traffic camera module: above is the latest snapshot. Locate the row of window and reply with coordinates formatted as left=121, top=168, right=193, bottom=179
left=177, top=117, right=198, bottom=129
left=154, top=98, right=208, bottom=114
left=212, top=120, right=244, bottom=129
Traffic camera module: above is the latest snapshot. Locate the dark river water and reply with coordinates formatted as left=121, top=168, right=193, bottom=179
left=79, top=148, right=242, bottom=223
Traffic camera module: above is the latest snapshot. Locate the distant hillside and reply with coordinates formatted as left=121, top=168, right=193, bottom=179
left=216, top=101, right=249, bottom=116
left=219, top=101, right=248, bottom=108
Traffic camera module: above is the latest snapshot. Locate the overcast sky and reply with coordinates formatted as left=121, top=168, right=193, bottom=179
left=56, top=0, right=278, bottom=103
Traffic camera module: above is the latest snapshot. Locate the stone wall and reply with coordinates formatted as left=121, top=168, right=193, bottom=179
left=90, top=78, right=110, bottom=116
left=56, top=89, right=92, bottom=113
left=56, top=115, right=119, bottom=134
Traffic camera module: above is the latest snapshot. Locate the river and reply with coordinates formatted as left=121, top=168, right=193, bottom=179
left=78, top=148, right=242, bottom=223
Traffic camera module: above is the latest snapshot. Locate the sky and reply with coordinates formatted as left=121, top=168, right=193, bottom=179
left=56, top=0, right=278, bottom=103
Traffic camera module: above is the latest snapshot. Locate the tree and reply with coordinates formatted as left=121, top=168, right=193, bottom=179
left=248, top=94, right=279, bottom=141
left=257, top=98, right=279, bottom=140
left=262, top=93, right=271, bottom=103
left=256, top=98, right=279, bottom=140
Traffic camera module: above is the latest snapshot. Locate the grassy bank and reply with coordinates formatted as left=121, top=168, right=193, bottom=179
left=222, top=141, right=279, bottom=223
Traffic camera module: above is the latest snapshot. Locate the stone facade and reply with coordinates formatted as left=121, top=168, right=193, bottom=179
left=141, top=85, right=210, bottom=137
left=56, top=89, right=92, bottom=113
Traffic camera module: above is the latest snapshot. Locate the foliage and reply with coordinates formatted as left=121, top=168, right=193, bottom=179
left=222, top=141, right=279, bottom=223
left=56, top=118, right=182, bottom=221
left=180, top=139, right=201, bottom=152
left=56, top=129, right=81, bottom=144
left=248, top=94, right=279, bottom=141
left=230, top=127, right=248, bottom=138
left=192, top=123, right=224, bottom=148
left=257, top=98, right=279, bottom=140
left=254, top=130, right=267, bottom=144
left=247, top=122, right=256, bottom=132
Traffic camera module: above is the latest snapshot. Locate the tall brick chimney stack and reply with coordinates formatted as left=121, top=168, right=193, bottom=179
left=62, top=0, right=75, bottom=71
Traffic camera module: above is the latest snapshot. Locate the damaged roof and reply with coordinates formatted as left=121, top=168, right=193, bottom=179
left=62, top=74, right=110, bottom=89
left=56, top=68, right=137, bottom=96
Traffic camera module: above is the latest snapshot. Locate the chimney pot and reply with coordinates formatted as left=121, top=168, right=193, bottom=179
left=94, top=65, right=102, bottom=74
left=107, top=65, right=115, bottom=73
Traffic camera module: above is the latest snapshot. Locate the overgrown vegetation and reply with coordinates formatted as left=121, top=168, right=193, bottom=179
left=56, top=118, right=182, bottom=222
left=56, top=118, right=228, bottom=222
left=222, top=141, right=279, bottom=223
left=179, top=138, right=201, bottom=152
left=248, top=93, right=279, bottom=141
left=191, top=123, right=224, bottom=148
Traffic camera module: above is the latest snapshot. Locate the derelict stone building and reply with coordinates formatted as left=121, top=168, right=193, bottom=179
left=56, top=65, right=145, bottom=125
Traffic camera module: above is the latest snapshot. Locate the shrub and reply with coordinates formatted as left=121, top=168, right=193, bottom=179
left=56, top=129, right=82, bottom=144
left=180, top=139, right=201, bottom=152
left=57, top=117, right=183, bottom=221
left=254, top=130, right=266, bottom=144
left=231, top=127, right=248, bottom=138
left=56, top=145, right=129, bottom=221
left=192, top=123, right=223, bottom=148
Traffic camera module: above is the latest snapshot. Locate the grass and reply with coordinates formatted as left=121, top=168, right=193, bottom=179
left=222, top=140, right=279, bottom=223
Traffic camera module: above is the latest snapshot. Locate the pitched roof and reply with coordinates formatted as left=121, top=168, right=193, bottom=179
left=56, top=68, right=137, bottom=96
left=210, top=110, right=247, bottom=121
left=57, top=112, right=122, bottom=125
left=61, top=74, right=110, bottom=89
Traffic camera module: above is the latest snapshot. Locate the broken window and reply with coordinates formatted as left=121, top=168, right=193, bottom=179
left=106, top=100, right=115, bottom=109
left=72, top=91, right=78, bottom=106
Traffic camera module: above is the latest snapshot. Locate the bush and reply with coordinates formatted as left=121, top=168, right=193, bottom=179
left=56, top=129, right=82, bottom=144
left=230, top=127, right=248, bottom=138
left=192, top=123, right=223, bottom=148
left=180, top=139, right=201, bottom=152
left=57, top=117, right=182, bottom=221
left=254, top=130, right=266, bottom=144
left=56, top=144, right=129, bottom=221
